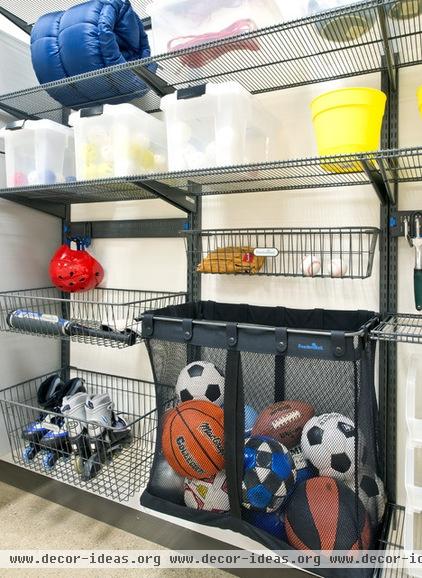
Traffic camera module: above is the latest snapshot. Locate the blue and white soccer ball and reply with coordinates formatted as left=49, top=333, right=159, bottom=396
left=242, top=436, right=296, bottom=513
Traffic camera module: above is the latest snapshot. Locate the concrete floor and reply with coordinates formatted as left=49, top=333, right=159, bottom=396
left=0, top=480, right=231, bottom=577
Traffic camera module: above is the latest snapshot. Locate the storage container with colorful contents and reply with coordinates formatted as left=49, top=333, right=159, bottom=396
left=147, top=0, right=282, bottom=64
left=70, top=104, right=167, bottom=181
left=1, top=119, right=75, bottom=188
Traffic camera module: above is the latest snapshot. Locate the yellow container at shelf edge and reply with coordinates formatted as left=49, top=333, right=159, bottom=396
left=417, top=86, right=422, bottom=117
left=310, top=87, right=387, bottom=173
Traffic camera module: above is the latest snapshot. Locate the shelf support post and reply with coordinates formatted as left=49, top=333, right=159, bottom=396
left=379, top=57, right=399, bottom=504
left=136, top=180, right=197, bottom=214
left=61, top=205, right=71, bottom=381
left=378, top=5, right=397, bottom=92
left=187, top=182, right=202, bottom=302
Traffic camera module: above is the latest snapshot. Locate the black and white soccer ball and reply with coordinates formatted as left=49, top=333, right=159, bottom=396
left=301, top=413, right=363, bottom=481
left=176, top=361, right=225, bottom=406
left=347, top=469, right=386, bottom=526
left=242, top=436, right=296, bottom=513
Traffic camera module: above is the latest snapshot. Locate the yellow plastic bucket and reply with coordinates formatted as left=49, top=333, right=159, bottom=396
left=311, top=87, right=387, bottom=173
left=417, top=86, right=422, bottom=117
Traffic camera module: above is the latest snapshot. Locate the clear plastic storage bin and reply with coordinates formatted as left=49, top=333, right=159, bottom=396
left=70, top=104, right=167, bottom=181
left=148, top=0, right=282, bottom=58
left=1, top=119, right=75, bottom=188
left=405, top=355, right=422, bottom=575
left=162, top=82, right=281, bottom=171
left=406, top=355, right=422, bottom=445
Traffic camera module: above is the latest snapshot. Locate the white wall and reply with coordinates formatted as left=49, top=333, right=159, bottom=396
left=0, top=29, right=61, bottom=454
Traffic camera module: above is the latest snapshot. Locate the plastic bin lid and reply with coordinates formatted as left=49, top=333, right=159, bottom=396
left=161, top=81, right=251, bottom=108
left=2, top=118, right=72, bottom=135
left=70, top=102, right=157, bottom=123
left=147, top=0, right=230, bottom=16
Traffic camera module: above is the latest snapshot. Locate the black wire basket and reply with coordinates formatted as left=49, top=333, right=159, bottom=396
left=371, top=313, right=422, bottom=344
left=184, top=227, right=379, bottom=279
left=0, top=287, right=186, bottom=348
left=0, top=367, right=173, bottom=502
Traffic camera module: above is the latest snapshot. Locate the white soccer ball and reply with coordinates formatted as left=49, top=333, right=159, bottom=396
left=302, top=255, right=321, bottom=277
left=301, top=413, right=363, bottom=481
left=328, top=258, right=348, bottom=278
left=184, top=470, right=229, bottom=512
left=176, top=361, right=225, bottom=406
left=346, top=468, right=386, bottom=525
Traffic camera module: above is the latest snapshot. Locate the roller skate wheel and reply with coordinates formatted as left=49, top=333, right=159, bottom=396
left=42, top=452, right=57, bottom=471
left=74, top=456, right=84, bottom=475
left=22, top=446, right=37, bottom=463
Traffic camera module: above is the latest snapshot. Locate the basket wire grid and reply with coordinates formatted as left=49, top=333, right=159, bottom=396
left=0, top=287, right=186, bottom=348
left=0, top=367, right=174, bottom=502
left=371, top=314, right=422, bottom=344
left=0, top=0, right=421, bottom=119
left=185, top=227, right=380, bottom=279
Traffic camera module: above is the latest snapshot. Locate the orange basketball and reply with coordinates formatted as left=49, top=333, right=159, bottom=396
left=162, top=400, right=224, bottom=479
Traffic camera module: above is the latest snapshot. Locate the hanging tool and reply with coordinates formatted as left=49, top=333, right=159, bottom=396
left=404, top=214, right=422, bottom=311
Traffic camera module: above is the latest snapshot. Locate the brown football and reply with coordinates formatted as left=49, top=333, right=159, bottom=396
left=251, top=400, right=315, bottom=449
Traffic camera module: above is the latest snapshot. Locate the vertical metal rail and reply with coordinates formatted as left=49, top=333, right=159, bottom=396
left=186, top=184, right=202, bottom=365
left=60, top=205, right=71, bottom=380
left=60, top=104, right=72, bottom=378
left=187, top=183, right=202, bottom=302
left=379, top=57, right=399, bottom=503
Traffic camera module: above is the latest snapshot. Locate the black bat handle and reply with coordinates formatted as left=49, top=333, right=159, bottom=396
left=67, top=323, right=137, bottom=346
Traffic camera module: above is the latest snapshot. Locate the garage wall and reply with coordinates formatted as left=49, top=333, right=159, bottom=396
left=0, top=29, right=61, bottom=454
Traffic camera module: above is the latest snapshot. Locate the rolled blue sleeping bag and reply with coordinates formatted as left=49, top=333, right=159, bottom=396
left=31, top=0, right=156, bottom=108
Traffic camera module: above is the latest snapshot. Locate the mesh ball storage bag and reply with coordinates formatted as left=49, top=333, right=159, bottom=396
left=140, top=302, right=382, bottom=578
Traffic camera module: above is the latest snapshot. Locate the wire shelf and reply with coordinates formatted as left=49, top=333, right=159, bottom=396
left=378, top=504, right=406, bottom=578
left=371, top=314, right=422, bottom=344
left=0, top=148, right=402, bottom=210
left=5, top=144, right=422, bottom=210
left=0, top=0, right=153, bottom=25
left=0, top=0, right=421, bottom=119
left=0, top=367, right=172, bottom=502
left=0, top=287, right=186, bottom=348
left=185, top=227, right=380, bottom=279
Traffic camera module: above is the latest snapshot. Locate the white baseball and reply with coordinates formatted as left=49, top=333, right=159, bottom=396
left=302, top=255, right=321, bottom=277
left=329, top=258, right=348, bottom=278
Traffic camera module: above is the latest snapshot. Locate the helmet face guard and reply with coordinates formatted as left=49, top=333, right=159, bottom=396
left=49, top=244, right=104, bottom=293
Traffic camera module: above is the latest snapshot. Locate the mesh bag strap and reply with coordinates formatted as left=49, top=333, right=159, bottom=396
left=224, top=348, right=244, bottom=519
